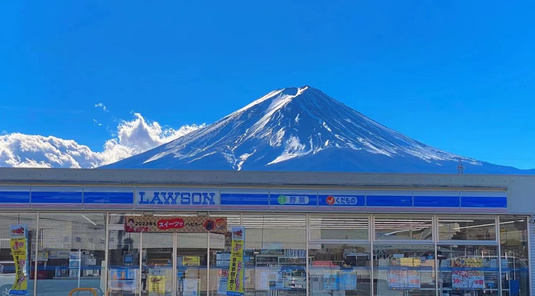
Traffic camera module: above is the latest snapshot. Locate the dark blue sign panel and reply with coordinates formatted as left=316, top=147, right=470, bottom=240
left=84, top=192, right=134, bottom=206
left=0, top=191, right=30, bottom=204
left=461, top=196, right=507, bottom=208
left=367, top=195, right=412, bottom=207
left=31, top=191, right=83, bottom=206
left=221, top=193, right=269, bottom=206
left=414, top=195, right=460, bottom=208
left=318, top=194, right=365, bottom=207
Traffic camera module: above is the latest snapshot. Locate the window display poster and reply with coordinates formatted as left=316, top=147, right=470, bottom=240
left=255, top=268, right=279, bottom=290
left=9, top=225, right=28, bottom=295
left=387, top=270, right=404, bottom=289
left=452, top=271, right=485, bottom=289
left=387, top=270, right=421, bottom=289
left=109, top=269, right=137, bottom=291
left=338, top=271, right=357, bottom=290
left=149, top=276, right=166, bottom=294
left=183, top=278, right=199, bottom=296
left=227, top=227, right=245, bottom=296
left=323, top=271, right=338, bottom=290
left=217, top=273, right=228, bottom=295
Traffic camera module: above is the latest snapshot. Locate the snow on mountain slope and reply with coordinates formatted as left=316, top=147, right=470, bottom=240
left=105, top=86, right=533, bottom=174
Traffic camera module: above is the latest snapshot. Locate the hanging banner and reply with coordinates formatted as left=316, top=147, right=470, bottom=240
left=9, top=225, right=28, bottom=295
left=124, top=216, right=227, bottom=233
left=227, top=227, right=245, bottom=296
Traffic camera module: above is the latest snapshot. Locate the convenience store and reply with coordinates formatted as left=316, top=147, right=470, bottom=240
left=0, top=168, right=533, bottom=296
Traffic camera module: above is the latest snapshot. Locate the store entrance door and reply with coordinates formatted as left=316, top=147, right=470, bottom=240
left=176, top=233, right=209, bottom=296
left=141, top=232, right=175, bottom=296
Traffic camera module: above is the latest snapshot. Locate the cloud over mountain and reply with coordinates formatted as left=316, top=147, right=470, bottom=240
left=0, top=113, right=203, bottom=168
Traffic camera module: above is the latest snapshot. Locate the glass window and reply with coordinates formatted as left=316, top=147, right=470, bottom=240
left=310, top=215, right=368, bottom=240
left=500, top=216, right=529, bottom=296
left=208, top=214, right=241, bottom=296
left=0, top=213, right=37, bottom=296
left=373, top=244, right=435, bottom=296
left=309, top=243, right=371, bottom=296
left=437, top=245, right=499, bottom=296
left=243, top=214, right=306, bottom=296
left=108, top=214, right=140, bottom=296
left=37, top=213, right=106, bottom=296
left=375, top=217, right=433, bottom=240
left=439, top=216, right=496, bottom=241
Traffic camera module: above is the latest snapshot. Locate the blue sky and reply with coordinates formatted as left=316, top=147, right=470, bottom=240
left=2, top=1, right=535, bottom=169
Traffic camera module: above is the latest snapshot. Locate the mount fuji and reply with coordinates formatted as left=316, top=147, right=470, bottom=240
left=104, top=86, right=533, bottom=174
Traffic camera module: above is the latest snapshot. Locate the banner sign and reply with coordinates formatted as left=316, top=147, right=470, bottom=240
left=124, top=216, right=227, bottom=233
left=227, top=227, right=245, bottom=296
left=9, top=225, right=28, bottom=295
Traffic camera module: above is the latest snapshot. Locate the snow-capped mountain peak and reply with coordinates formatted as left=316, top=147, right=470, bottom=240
left=105, top=86, right=531, bottom=174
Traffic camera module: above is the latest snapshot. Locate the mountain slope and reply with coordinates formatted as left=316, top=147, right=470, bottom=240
left=104, top=86, right=534, bottom=174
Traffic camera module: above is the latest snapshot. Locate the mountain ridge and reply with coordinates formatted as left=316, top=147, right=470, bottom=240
left=104, top=86, right=534, bottom=174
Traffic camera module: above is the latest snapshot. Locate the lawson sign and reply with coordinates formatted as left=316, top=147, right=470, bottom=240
left=135, top=188, right=220, bottom=208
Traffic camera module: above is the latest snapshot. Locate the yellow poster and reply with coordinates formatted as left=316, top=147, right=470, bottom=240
left=149, top=275, right=166, bottom=293
left=10, top=225, right=28, bottom=295
left=183, top=256, right=200, bottom=266
left=227, top=227, right=244, bottom=295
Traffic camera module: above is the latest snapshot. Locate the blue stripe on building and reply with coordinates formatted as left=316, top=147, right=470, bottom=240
left=414, top=195, right=460, bottom=208
left=31, top=191, right=83, bottom=204
left=221, top=193, right=269, bottom=205
left=367, top=195, right=412, bottom=207
left=84, top=192, right=134, bottom=204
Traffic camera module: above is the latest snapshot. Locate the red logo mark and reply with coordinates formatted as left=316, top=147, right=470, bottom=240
left=326, top=196, right=335, bottom=205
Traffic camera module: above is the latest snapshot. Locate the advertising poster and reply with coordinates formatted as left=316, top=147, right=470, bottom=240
left=183, top=278, right=199, bottom=296
left=451, top=258, right=485, bottom=289
left=387, top=270, right=404, bottom=289
left=148, top=276, right=166, bottom=294
left=387, top=270, right=421, bottom=289
left=227, top=227, right=245, bottom=296
left=183, top=256, right=201, bottom=266
left=452, top=271, right=485, bottom=289
left=9, top=225, right=28, bottom=295
left=109, top=268, right=137, bottom=291
left=338, top=270, right=357, bottom=290
left=323, top=271, right=338, bottom=290
left=125, top=216, right=227, bottom=234
left=218, top=270, right=229, bottom=295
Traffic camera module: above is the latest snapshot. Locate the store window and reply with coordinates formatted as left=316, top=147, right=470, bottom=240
left=0, top=213, right=37, bottom=296
left=309, top=244, right=371, bottom=296
left=208, top=214, right=241, bottom=296
left=243, top=214, right=306, bottom=296
left=108, top=214, right=140, bottom=296
left=438, top=216, right=496, bottom=241
left=437, top=245, right=499, bottom=296
left=375, top=216, right=433, bottom=240
left=373, top=244, right=435, bottom=296
left=37, top=213, right=106, bottom=296
left=500, top=217, right=529, bottom=296
left=309, top=215, right=368, bottom=240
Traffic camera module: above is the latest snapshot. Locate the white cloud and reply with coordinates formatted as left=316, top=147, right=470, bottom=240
left=0, top=113, right=205, bottom=168
left=98, top=113, right=205, bottom=166
left=94, top=103, right=108, bottom=112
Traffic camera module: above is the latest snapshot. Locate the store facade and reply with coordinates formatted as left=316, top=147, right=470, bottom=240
left=0, top=169, right=532, bottom=296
